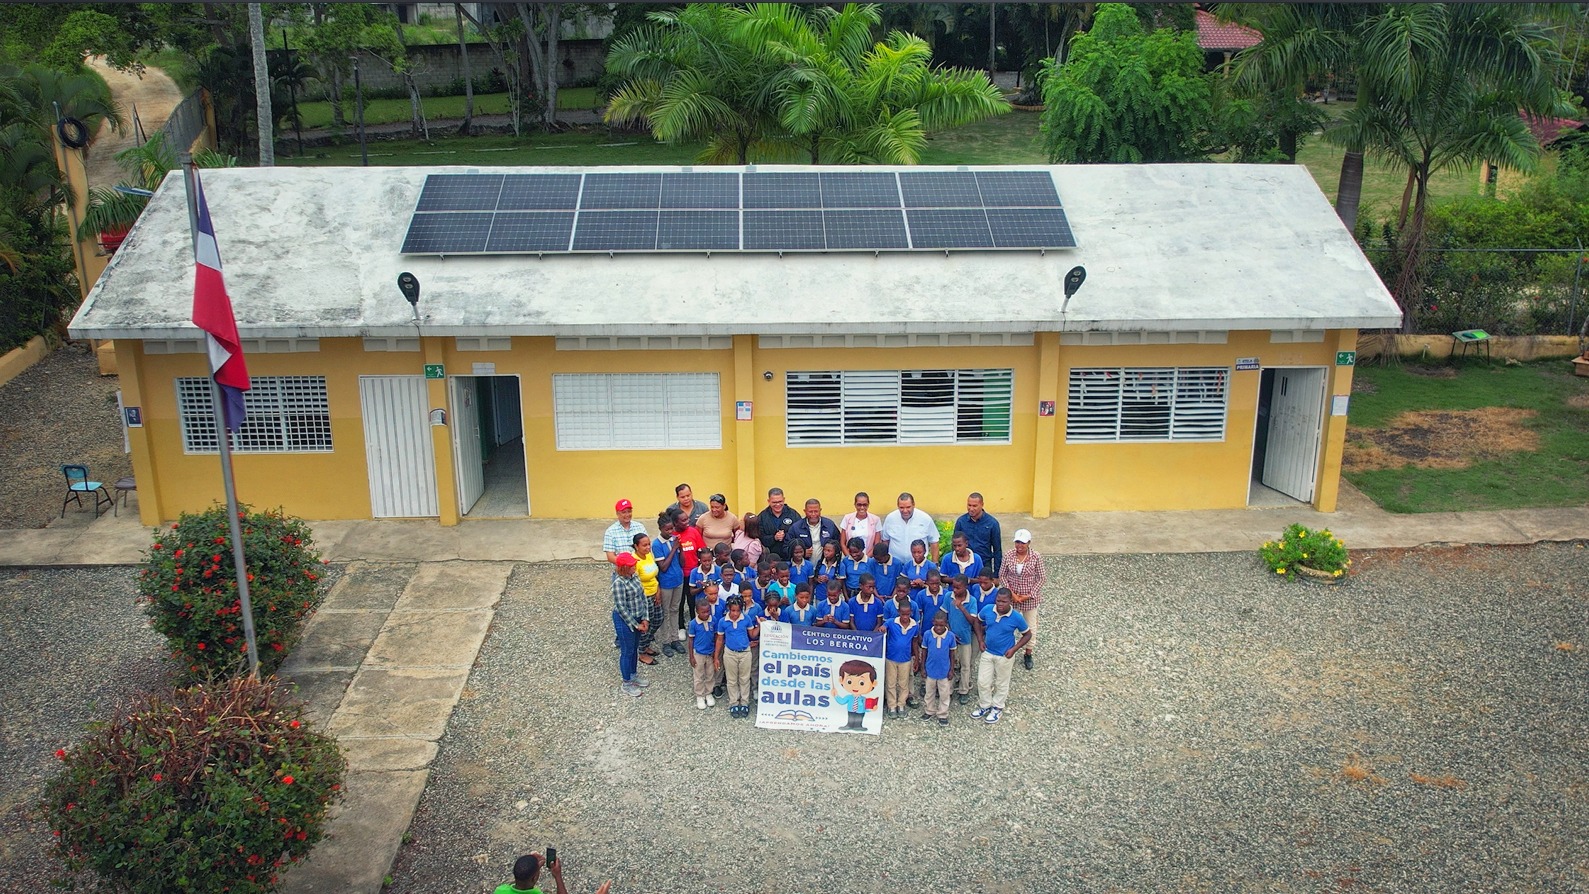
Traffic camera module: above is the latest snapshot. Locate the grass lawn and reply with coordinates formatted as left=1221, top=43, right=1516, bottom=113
left=1293, top=101, right=1482, bottom=224
left=1343, top=361, right=1589, bottom=513
left=292, top=87, right=600, bottom=129
left=279, top=128, right=698, bottom=167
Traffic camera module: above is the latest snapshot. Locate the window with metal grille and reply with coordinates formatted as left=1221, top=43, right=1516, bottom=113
left=786, top=369, right=1013, bottom=446
left=176, top=376, right=333, bottom=453
left=1066, top=367, right=1227, bottom=442
left=552, top=373, right=721, bottom=450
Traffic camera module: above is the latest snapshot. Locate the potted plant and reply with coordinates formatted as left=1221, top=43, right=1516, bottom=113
left=1258, top=523, right=1352, bottom=583
left=79, top=133, right=236, bottom=252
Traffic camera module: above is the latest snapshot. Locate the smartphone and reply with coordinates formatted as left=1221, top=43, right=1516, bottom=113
left=545, top=847, right=557, bottom=869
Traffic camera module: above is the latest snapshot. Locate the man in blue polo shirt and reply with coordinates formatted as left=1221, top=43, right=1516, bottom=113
left=971, top=587, right=1030, bottom=725
left=952, top=492, right=1003, bottom=578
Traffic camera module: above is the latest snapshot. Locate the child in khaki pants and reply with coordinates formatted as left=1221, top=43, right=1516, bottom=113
left=918, top=610, right=957, bottom=725
left=686, top=599, right=718, bottom=710
left=714, top=598, right=759, bottom=719
left=882, top=602, right=919, bottom=718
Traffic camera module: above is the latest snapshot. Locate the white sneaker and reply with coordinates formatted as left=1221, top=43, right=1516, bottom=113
left=621, top=681, right=643, bottom=698
left=706, top=694, right=716, bottom=707
left=696, top=697, right=707, bottom=710
left=631, top=677, right=651, bottom=689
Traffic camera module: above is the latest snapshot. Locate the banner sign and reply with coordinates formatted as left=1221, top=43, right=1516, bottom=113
left=755, top=621, right=886, bottom=735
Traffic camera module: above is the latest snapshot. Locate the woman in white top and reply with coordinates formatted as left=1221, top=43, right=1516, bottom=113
left=839, top=491, right=883, bottom=552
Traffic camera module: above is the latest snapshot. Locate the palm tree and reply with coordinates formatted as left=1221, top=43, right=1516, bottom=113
left=249, top=2, right=274, bottom=166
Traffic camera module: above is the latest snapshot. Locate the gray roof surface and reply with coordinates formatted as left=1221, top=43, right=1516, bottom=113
left=69, top=163, right=1401, bottom=340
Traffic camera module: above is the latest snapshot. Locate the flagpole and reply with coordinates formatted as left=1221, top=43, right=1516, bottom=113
left=181, top=154, right=260, bottom=680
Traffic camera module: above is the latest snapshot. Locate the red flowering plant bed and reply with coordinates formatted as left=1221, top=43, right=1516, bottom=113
left=41, top=676, right=345, bottom=894
left=138, top=504, right=327, bottom=679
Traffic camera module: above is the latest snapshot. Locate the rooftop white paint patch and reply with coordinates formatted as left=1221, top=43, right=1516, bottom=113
left=70, top=164, right=1401, bottom=341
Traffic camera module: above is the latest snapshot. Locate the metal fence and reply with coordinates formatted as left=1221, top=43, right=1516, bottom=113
left=160, top=90, right=208, bottom=154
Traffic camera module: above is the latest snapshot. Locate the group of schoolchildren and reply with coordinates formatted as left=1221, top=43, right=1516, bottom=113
left=676, top=530, right=1031, bottom=726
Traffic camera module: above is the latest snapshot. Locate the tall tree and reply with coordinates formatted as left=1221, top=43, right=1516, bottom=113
left=455, top=3, right=474, bottom=135
left=1038, top=3, right=1215, bottom=163
left=249, top=3, right=273, bottom=166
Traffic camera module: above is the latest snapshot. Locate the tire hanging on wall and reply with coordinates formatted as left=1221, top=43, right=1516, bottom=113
left=56, top=116, right=90, bottom=149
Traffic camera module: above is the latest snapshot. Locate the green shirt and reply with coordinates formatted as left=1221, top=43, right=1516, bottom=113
left=494, top=885, right=541, bottom=894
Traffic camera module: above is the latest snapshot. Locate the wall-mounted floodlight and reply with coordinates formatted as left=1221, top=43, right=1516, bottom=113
left=1061, top=265, right=1087, bottom=316
left=398, top=272, right=420, bottom=323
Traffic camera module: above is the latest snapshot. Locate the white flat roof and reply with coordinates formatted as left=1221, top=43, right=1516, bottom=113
left=69, top=163, right=1401, bottom=340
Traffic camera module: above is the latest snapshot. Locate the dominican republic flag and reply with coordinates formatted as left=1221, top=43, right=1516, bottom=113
left=190, top=171, right=249, bottom=431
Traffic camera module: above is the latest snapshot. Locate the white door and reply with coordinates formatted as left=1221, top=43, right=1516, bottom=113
left=1261, top=368, right=1327, bottom=503
left=359, top=376, right=438, bottom=518
left=451, top=376, right=484, bottom=515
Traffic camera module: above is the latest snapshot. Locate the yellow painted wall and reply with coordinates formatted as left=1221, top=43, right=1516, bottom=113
left=746, top=343, right=1039, bottom=520
left=1051, top=331, right=1348, bottom=512
left=124, top=329, right=1359, bottom=523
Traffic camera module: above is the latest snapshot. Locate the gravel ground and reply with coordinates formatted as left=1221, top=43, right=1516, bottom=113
left=0, top=567, right=168, bottom=890
left=389, top=544, right=1588, bottom=894
left=0, top=344, right=132, bottom=529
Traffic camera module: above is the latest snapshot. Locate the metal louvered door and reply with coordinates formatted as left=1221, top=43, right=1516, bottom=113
left=359, top=376, right=439, bottom=518
left=1261, top=368, right=1326, bottom=503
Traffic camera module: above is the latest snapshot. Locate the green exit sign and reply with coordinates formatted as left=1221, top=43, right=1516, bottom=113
left=424, top=364, right=445, bottom=379
left=1336, top=351, right=1356, bottom=367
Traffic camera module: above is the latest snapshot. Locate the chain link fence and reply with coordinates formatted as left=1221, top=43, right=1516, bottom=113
left=1361, top=243, right=1587, bottom=336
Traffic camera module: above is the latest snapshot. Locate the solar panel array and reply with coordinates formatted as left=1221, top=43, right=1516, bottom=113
left=400, top=170, right=1077, bottom=255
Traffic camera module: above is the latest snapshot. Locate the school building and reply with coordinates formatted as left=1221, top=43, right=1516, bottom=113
left=69, top=163, right=1400, bottom=525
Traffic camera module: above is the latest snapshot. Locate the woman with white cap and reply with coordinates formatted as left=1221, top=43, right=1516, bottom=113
left=1001, top=528, right=1047, bottom=670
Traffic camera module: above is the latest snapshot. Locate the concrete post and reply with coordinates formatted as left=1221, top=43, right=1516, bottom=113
left=1314, top=329, right=1358, bottom=513
left=425, top=337, right=460, bottom=525
left=1030, top=332, right=1061, bottom=517
left=733, top=334, right=757, bottom=514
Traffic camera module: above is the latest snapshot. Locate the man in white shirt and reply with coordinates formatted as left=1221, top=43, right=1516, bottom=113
left=880, top=492, right=939, bottom=562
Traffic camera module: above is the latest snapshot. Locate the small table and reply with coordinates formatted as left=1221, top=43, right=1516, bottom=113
left=113, top=477, right=136, bottom=516
left=1450, top=329, right=1492, bottom=364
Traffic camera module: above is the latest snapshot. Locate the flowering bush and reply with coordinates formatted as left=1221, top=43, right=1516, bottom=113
left=138, top=504, right=327, bottom=679
left=42, top=676, right=345, bottom=894
left=1259, top=523, right=1352, bottom=580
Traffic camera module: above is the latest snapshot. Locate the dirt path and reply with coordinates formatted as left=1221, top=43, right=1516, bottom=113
left=80, top=56, right=185, bottom=191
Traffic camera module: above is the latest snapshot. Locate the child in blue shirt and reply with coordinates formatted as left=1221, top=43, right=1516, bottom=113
left=917, top=609, right=957, bottom=724
left=788, top=543, right=814, bottom=589
left=815, top=584, right=852, bottom=629
left=940, top=532, right=984, bottom=584
left=715, top=598, right=759, bottom=718
left=883, top=602, right=920, bottom=717
left=767, top=562, right=797, bottom=605
left=839, top=537, right=869, bottom=596
left=970, top=569, right=998, bottom=606
left=688, top=549, right=720, bottom=603
left=784, top=583, right=822, bottom=626
left=868, top=543, right=904, bottom=601
left=687, top=599, right=719, bottom=710
left=813, top=541, right=843, bottom=601
left=917, top=572, right=952, bottom=631
left=904, top=539, right=937, bottom=595
left=946, top=574, right=981, bottom=703
left=846, top=574, right=886, bottom=632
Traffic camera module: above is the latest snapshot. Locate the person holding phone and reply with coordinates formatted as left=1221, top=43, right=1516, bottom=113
left=495, top=851, right=612, bottom=894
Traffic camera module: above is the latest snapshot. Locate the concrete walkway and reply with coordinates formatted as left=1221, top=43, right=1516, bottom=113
left=3, top=486, right=1583, bottom=894
left=4, top=481, right=1583, bottom=568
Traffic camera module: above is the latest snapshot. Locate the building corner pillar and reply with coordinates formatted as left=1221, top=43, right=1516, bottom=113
left=1030, top=332, right=1060, bottom=518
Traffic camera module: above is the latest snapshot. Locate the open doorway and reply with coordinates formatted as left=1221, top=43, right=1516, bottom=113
left=449, top=375, right=529, bottom=517
left=1250, top=367, right=1327, bottom=507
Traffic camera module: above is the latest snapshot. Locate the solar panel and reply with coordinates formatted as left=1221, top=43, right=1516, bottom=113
left=402, top=211, right=493, bottom=253
left=662, top=172, right=739, bottom=209
left=415, top=174, right=504, bottom=212
left=485, top=212, right=574, bottom=252
left=899, top=171, right=982, bottom=208
left=400, top=170, right=1076, bottom=254
left=976, top=171, right=1061, bottom=207
left=657, top=211, right=739, bottom=250
left=580, top=173, right=662, bottom=210
left=819, top=172, right=900, bottom=208
left=572, top=211, right=658, bottom=251
left=498, top=174, right=581, bottom=211
left=743, top=173, right=821, bottom=209
left=906, top=208, right=995, bottom=249
left=744, top=210, right=824, bottom=250
left=987, top=207, right=1074, bottom=248
left=824, top=209, right=908, bottom=249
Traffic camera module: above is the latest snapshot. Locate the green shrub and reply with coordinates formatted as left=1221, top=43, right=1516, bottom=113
left=138, top=504, right=327, bottom=679
left=1258, top=523, right=1351, bottom=580
left=42, top=676, right=345, bottom=894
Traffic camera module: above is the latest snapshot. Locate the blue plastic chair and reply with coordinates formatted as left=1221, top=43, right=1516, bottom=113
left=61, top=464, right=113, bottom=518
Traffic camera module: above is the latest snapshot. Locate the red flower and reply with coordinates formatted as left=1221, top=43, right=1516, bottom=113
left=173, top=549, right=184, bottom=558
left=281, top=775, right=295, bottom=785
left=196, top=643, right=205, bottom=651
left=289, top=719, right=301, bottom=729
left=152, top=773, right=162, bottom=782
left=151, top=543, right=162, bottom=550
left=271, top=642, right=284, bottom=652
left=55, top=748, right=65, bottom=760
left=296, top=831, right=307, bottom=841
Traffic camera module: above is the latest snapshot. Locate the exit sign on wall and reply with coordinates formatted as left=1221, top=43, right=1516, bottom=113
left=1336, top=351, right=1356, bottom=366
left=424, top=364, right=445, bottom=379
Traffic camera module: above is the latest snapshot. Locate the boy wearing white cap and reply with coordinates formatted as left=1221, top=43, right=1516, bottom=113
left=1001, top=528, right=1047, bottom=670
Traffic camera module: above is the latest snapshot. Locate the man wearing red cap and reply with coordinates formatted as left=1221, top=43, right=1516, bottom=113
left=611, top=552, right=650, bottom=697
left=603, top=498, right=647, bottom=567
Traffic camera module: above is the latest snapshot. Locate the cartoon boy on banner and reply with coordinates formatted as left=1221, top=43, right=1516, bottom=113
left=755, top=621, right=886, bottom=735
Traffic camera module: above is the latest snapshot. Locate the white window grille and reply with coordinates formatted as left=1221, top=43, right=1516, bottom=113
left=552, top=373, right=721, bottom=450
left=786, top=369, right=1013, bottom=447
left=1066, top=367, right=1228, bottom=442
left=177, top=376, right=334, bottom=453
